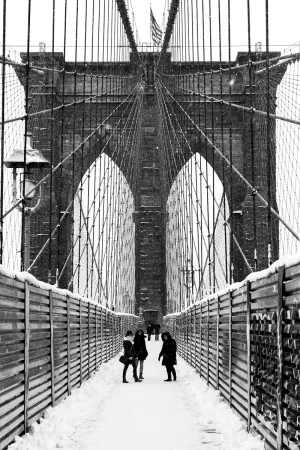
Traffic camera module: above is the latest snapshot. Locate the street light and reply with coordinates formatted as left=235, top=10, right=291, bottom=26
left=179, top=259, right=201, bottom=308
left=4, top=131, right=51, bottom=271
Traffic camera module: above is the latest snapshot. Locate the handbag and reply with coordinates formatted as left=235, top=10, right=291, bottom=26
left=119, top=355, right=129, bottom=364
left=119, top=355, right=135, bottom=365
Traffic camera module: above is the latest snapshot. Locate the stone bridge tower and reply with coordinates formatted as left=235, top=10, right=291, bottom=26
left=16, top=51, right=285, bottom=322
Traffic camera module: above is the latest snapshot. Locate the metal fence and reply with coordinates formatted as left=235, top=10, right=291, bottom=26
left=0, top=273, right=139, bottom=449
left=164, top=261, right=300, bottom=450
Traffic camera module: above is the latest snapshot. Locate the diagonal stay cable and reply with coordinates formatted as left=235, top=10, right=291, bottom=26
left=26, top=85, right=143, bottom=273
left=0, top=76, right=140, bottom=126
left=3, top=80, right=144, bottom=219
left=160, top=73, right=300, bottom=127
left=157, top=78, right=300, bottom=242
left=75, top=192, right=108, bottom=300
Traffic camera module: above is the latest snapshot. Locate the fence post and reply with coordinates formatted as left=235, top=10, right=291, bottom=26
left=200, top=302, right=202, bottom=378
left=194, top=306, right=197, bottom=369
left=49, top=290, right=55, bottom=407
left=277, top=266, right=285, bottom=450
left=79, top=298, right=82, bottom=385
left=105, top=309, right=108, bottom=362
left=184, top=312, right=187, bottom=361
left=95, top=304, right=97, bottom=372
left=207, top=300, right=210, bottom=386
left=229, top=290, right=232, bottom=407
left=246, top=280, right=251, bottom=432
left=67, top=295, right=71, bottom=395
left=88, top=302, right=91, bottom=378
left=24, top=281, right=30, bottom=433
left=100, top=307, right=103, bottom=364
left=216, top=296, right=219, bottom=390
left=112, top=312, right=114, bottom=357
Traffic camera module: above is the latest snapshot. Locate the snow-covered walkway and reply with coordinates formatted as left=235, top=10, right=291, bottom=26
left=9, top=339, right=264, bottom=450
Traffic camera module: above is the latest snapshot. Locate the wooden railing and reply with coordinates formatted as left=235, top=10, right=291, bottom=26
left=164, top=260, right=300, bottom=450
left=0, top=273, right=139, bottom=449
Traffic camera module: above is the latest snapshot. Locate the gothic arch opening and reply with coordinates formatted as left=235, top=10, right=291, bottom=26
left=165, top=152, right=230, bottom=313
left=73, top=153, right=136, bottom=312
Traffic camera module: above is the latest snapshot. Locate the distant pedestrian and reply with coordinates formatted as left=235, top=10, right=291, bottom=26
left=158, top=331, right=177, bottom=382
left=146, top=323, right=153, bottom=341
left=122, top=330, right=141, bottom=383
left=154, top=323, right=161, bottom=341
left=134, top=329, right=148, bottom=379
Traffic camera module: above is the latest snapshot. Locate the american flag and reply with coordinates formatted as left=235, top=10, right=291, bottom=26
left=150, top=8, right=162, bottom=46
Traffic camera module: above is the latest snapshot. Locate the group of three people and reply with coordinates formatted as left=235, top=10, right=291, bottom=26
left=122, top=328, right=177, bottom=383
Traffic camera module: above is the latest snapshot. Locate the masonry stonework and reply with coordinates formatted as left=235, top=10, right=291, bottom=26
left=17, top=51, right=285, bottom=318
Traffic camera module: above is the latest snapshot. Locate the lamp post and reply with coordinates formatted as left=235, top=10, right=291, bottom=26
left=179, top=259, right=201, bottom=308
left=4, top=132, right=50, bottom=271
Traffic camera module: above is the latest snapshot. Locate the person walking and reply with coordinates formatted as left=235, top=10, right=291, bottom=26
left=122, top=330, right=141, bottom=383
left=146, top=323, right=153, bottom=341
left=158, top=331, right=177, bottom=382
left=154, top=323, right=161, bottom=341
left=134, top=329, right=148, bottom=379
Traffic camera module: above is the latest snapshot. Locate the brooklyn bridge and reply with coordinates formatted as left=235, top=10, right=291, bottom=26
left=1, top=0, right=300, bottom=449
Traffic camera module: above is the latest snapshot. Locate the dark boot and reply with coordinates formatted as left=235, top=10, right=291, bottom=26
left=165, top=367, right=172, bottom=382
left=135, top=377, right=142, bottom=382
left=123, top=379, right=129, bottom=383
left=171, top=367, right=177, bottom=381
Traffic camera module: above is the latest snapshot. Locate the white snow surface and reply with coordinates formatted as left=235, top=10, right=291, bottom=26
left=9, top=340, right=264, bottom=450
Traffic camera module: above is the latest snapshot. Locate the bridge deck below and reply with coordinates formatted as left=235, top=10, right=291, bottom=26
left=9, top=341, right=263, bottom=450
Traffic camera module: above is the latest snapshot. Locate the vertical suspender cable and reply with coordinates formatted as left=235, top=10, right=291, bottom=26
left=0, top=0, right=7, bottom=264
left=227, top=0, right=234, bottom=283
left=90, top=0, right=96, bottom=299
left=265, top=0, right=272, bottom=266
left=49, top=0, right=56, bottom=283
left=22, top=0, right=32, bottom=271
left=201, top=0, right=212, bottom=293
left=218, top=0, right=228, bottom=284
left=247, top=0, right=257, bottom=271
left=74, top=0, right=79, bottom=292
left=208, top=0, right=216, bottom=292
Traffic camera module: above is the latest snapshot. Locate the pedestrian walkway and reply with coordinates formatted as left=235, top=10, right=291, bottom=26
left=9, top=339, right=263, bottom=450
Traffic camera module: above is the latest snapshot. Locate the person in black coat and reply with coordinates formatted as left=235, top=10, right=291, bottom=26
left=122, top=330, right=141, bottom=383
left=146, top=323, right=153, bottom=341
left=154, top=323, right=161, bottom=341
left=134, top=329, right=148, bottom=379
left=158, top=331, right=177, bottom=381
